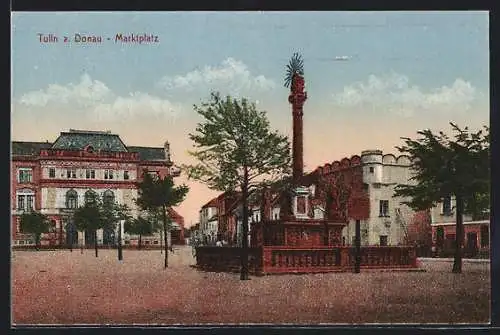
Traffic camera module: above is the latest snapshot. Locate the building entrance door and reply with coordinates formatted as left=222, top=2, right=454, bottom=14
left=103, top=226, right=116, bottom=246
left=65, top=221, right=78, bottom=246
left=466, top=232, right=478, bottom=257
left=85, top=229, right=96, bottom=246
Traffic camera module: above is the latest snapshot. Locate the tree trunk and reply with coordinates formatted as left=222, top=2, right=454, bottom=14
left=139, top=234, right=142, bottom=250
left=162, top=205, right=168, bottom=269
left=452, top=194, right=464, bottom=273
left=354, top=219, right=361, bottom=273
left=95, top=230, right=98, bottom=257
left=240, top=166, right=250, bottom=280
left=160, top=228, right=163, bottom=254
left=118, top=222, right=123, bottom=261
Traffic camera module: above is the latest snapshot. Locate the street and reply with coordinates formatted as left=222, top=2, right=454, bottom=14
left=12, top=246, right=490, bottom=325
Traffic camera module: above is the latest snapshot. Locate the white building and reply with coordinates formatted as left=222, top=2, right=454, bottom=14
left=340, top=150, right=417, bottom=246
left=199, top=198, right=218, bottom=244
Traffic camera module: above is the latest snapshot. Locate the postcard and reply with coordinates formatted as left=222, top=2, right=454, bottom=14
left=11, top=11, right=490, bottom=326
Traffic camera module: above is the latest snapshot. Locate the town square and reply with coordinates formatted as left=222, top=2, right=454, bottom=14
left=11, top=11, right=490, bottom=326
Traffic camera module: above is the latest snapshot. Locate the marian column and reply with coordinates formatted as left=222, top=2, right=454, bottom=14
left=285, top=53, right=310, bottom=219
left=289, top=73, right=307, bottom=184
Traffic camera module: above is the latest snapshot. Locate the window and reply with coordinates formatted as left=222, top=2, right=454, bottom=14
left=442, top=196, right=452, bottom=215
left=363, top=183, right=369, bottom=191
left=66, top=189, right=78, bottom=209
left=26, top=195, right=34, bottom=211
left=369, top=167, right=374, bottom=173
left=16, top=190, right=35, bottom=211
left=104, top=170, right=114, bottom=180
left=480, top=225, right=489, bottom=247
left=17, top=195, right=25, bottom=210
left=148, top=171, right=159, bottom=180
left=66, top=169, right=77, bottom=179
left=18, top=169, right=33, bottom=183
left=379, top=200, right=389, bottom=217
left=86, top=169, right=96, bottom=179
left=50, top=220, right=57, bottom=233
left=49, top=168, right=56, bottom=178
left=124, top=171, right=129, bottom=180
left=379, top=235, right=388, bottom=246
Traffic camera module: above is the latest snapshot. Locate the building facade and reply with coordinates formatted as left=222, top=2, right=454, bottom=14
left=199, top=198, right=218, bottom=244
left=430, top=196, right=489, bottom=257
left=308, top=149, right=429, bottom=246
left=12, top=129, right=185, bottom=247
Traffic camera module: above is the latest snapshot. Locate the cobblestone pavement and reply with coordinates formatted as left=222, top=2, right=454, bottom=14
left=12, top=246, right=490, bottom=325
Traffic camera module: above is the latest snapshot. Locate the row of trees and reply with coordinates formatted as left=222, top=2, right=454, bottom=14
left=18, top=171, right=189, bottom=269
left=20, top=202, right=157, bottom=253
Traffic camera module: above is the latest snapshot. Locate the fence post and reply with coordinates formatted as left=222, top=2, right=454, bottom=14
left=354, top=220, right=361, bottom=273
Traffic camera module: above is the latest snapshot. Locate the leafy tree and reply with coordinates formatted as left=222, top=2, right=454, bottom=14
left=125, top=216, right=154, bottom=249
left=184, top=92, right=291, bottom=280
left=394, top=123, right=489, bottom=273
left=19, top=211, right=51, bottom=250
left=136, top=172, right=189, bottom=268
left=73, top=192, right=105, bottom=257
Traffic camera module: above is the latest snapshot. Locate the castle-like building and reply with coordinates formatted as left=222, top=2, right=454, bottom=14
left=11, top=129, right=184, bottom=248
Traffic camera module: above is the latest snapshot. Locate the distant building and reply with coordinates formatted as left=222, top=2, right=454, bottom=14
left=199, top=198, right=218, bottom=244
left=430, top=196, right=489, bottom=257
left=12, top=129, right=184, bottom=247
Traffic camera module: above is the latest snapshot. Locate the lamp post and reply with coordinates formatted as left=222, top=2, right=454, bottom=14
left=118, top=219, right=124, bottom=261
left=160, top=226, right=163, bottom=254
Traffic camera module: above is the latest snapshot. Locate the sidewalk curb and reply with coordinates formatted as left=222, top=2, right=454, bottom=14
left=418, top=258, right=490, bottom=264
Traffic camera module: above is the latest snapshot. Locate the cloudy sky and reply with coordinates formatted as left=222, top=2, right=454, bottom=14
left=11, top=11, right=489, bottom=226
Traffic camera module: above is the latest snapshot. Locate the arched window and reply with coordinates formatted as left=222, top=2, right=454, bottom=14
left=84, top=190, right=98, bottom=204
left=103, top=189, right=115, bottom=207
left=66, top=189, right=78, bottom=209
left=16, top=188, right=35, bottom=211
left=50, top=220, right=57, bottom=232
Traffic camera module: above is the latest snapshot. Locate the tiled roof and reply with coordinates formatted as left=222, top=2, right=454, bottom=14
left=127, top=146, right=165, bottom=161
left=12, top=141, right=53, bottom=156
left=51, top=130, right=128, bottom=152
left=167, top=207, right=184, bottom=221
left=12, top=130, right=168, bottom=162
left=201, top=197, right=218, bottom=209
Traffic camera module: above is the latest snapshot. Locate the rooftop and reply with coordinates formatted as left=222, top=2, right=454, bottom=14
left=12, top=130, right=167, bottom=161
